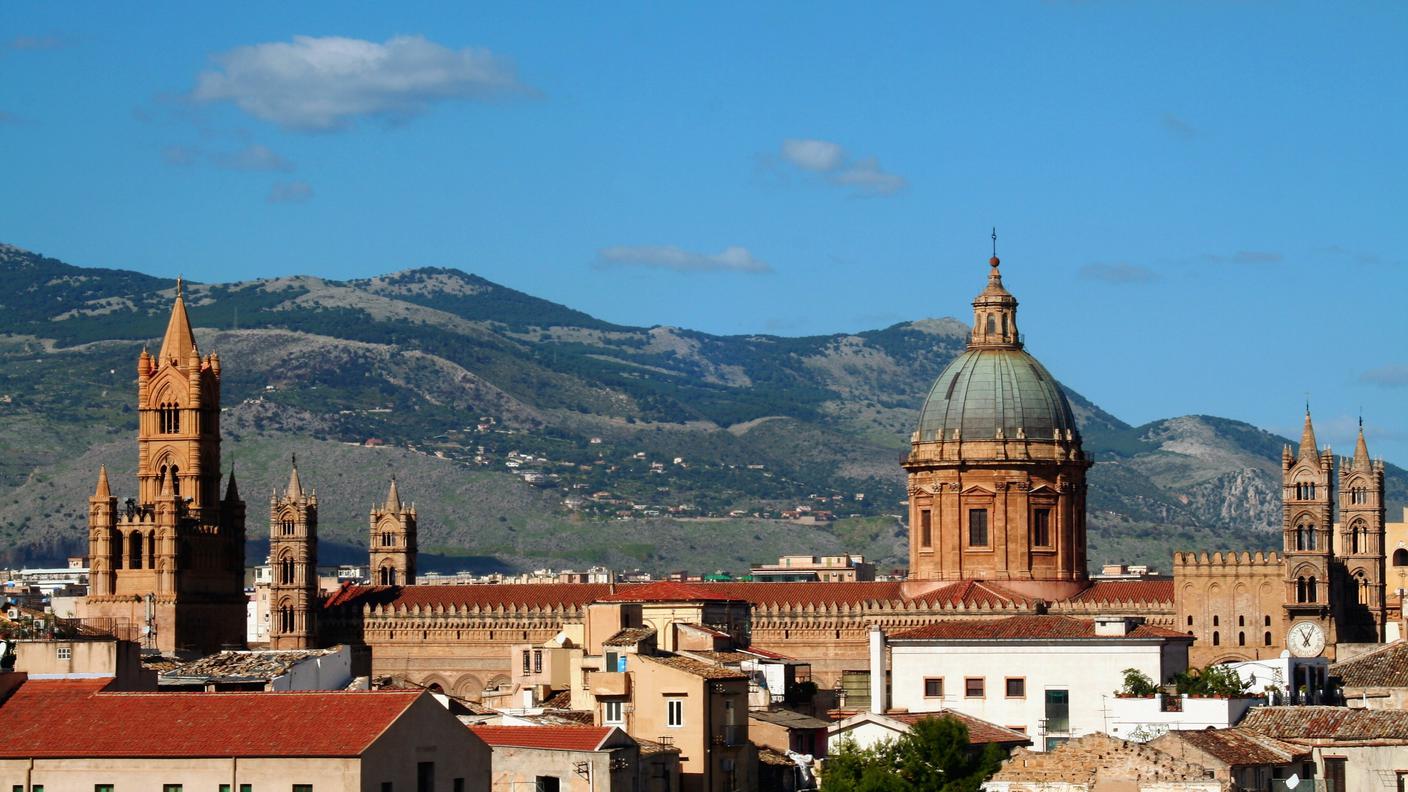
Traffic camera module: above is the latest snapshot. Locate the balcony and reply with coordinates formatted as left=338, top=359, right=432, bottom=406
left=591, top=671, right=631, bottom=697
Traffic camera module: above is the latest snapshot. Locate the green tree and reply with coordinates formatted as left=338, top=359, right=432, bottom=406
left=1117, top=668, right=1158, bottom=696
left=1173, top=664, right=1250, bottom=697
left=823, top=717, right=1005, bottom=792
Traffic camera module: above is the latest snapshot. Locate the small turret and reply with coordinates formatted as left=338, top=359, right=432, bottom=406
left=93, top=465, right=112, bottom=499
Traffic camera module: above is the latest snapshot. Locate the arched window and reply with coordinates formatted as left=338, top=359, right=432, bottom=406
left=128, top=532, right=143, bottom=570
left=282, top=519, right=295, bottom=536
left=1264, top=615, right=1271, bottom=626
left=1308, top=576, right=1318, bottom=603
left=1238, top=615, right=1244, bottom=627
left=1238, top=632, right=1246, bottom=646
left=169, top=464, right=180, bottom=497
left=280, top=557, right=294, bottom=585
left=1001, top=314, right=1008, bottom=335
left=1213, top=615, right=1220, bottom=626
left=1264, top=631, right=1272, bottom=646
left=1296, top=577, right=1308, bottom=603
left=380, top=566, right=397, bottom=586
left=279, top=605, right=294, bottom=633
left=986, top=315, right=996, bottom=334
left=1212, top=631, right=1220, bottom=646
left=1351, top=521, right=1364, bottom=554
left=1393, top=548, right=1408, bottom=567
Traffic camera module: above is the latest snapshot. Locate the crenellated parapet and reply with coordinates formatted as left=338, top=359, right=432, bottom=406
left=1172, top=550, right=1282, bottom=569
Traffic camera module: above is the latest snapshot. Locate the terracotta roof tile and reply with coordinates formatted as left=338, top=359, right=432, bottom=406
left=1070, top=579, right=1175, bottom=604
left=1158, top=728, right=1309, bottom=766
left=602, top=627, right=657, bottom=646
left=471, top=725, right=619, bottom=751
left=1241, top=706, right=1408, bottom=743
left=890, top=615, right=1190, bottom=641
left=1330, top=640, right=1408, bottom=688
left=598, top=580, right=735, bottom=602
left=637, top=653, right=749, bottom=680
left=0, top=677, right=424, bottom=758
left=324, top=583, right=615, bottom=610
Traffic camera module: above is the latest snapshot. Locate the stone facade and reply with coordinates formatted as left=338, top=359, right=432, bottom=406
left=79, top=281, right=246, bottom=655
left=269, top=459, right=319, bottom=649
left=370, top=479, right=417, bottom=586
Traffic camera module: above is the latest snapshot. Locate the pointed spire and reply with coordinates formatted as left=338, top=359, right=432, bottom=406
left=160, top=471, right=174, bottom=497
left=1353, top=419, right=1371, bottom=470
left=158, top=278, right=197, bottom=363
left=385, top=477, right=402, bottom=512
left=286, top=454, right=303, bottom=497
left=94, top=465, right=111, bottom=499
left=1299, top=406, right=1319, bottom=460
left=969, top=231, right=1021, bottom=350
left=224, top=468, right=241, bottom=503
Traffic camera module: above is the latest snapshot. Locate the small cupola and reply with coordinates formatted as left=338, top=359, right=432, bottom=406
left=970, top=239, right=1021, bottom=350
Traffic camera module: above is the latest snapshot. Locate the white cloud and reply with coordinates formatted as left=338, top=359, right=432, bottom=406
left=267, top=180, right=314, bottom=204
left=596, top=245, right=771, bottom=274
left=1360, top=365, right=1408, bottom=388
left=779, top=138, right=906, bottom=196
left=193, top=35, right=529, bottom=131
left=212, top=144, right=295, bottom=172
left=163, top=143, right=294, bottom=172
left=781, top=139, right=844, bottom=172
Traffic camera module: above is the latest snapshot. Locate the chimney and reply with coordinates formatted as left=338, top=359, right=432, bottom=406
left=1094, top=615, right=1134, bottom=637
left=869, top=624, right=886, bottom=715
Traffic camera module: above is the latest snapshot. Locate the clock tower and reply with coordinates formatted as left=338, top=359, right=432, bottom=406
left=1282, top=409, right=1338, bottom=659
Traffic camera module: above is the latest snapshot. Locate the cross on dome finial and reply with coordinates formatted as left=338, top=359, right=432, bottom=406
left=990, top=227, right=999, bottom=268
left=176, top=275, right=183, bottom=298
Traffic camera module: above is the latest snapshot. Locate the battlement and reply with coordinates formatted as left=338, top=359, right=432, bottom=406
left=1172, top=550, right=1281, bottom=568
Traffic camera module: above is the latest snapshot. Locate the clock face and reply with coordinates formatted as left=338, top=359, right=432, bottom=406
left=1288, top=621, right=1326, bottom=657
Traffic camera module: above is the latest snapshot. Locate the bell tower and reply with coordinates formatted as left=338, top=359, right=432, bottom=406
left=79, top=278, right=246, bottom=655
left=369, top=478, right=417, bottom=586
left=1337, top=421, right=1386, bottom=642
left=269, top=457, right=319, bottom=649
left=1282, top=408, right=1337, bottom=655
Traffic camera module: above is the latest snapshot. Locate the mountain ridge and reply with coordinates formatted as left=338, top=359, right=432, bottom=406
left=2, top=242, right=1402, bottom=573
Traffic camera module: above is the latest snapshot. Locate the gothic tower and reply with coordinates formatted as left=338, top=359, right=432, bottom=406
left=369, top=478, right=417, bottom=586
left=80, top=279, right=247, bottom=655
left=1337, top=422, right=1386, bottom=642
left=903, top=248, right=1091, bottom=599
left=269, top=458, right=319, bottom=649
left=1282, top=408, right=1338, bottom=655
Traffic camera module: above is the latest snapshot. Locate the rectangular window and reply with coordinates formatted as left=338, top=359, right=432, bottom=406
left=968, top=509, right=989, bottom=547
left=920, top=509, right=932, bottom=548
left=1032, top=508, right=1051, bottom=547
left=964, top=677, right=985, bottom=698
left=1007, top=725, right=1027, bottom=735
left=923, top=677, right=944, bottom=698
left=1045, top=689, right=1070, bottom=733
left=1324, top=758, right=1345, bottom=792
left=220, top=786, right=231, bottom=792
left=605, top=651, right=618, bottom=672
left=454, top=781, right=465, bottom=792
left=522, top=649, right=531, bottom=674
left=417, top=761, right=435, bottom=792
left=57, top=646, right=72, bottom=660
left=533, top=649, right=543, bottom=674
left=536, top=779, right=560, bottom=792
left=163, top=786, right=182, bottom=792
left=293, top=786, right=313, bottom=792
left=242, top=787, right=253, bottom=792
left=1006, top=678, right=1026, bottom=698
left=604, top=700, right=624, bottom=725
left=382, top=784, right=393, bottom=792
left=97, top=787, right=115, bottom=792
left=667, top=698, right=684, bottom=727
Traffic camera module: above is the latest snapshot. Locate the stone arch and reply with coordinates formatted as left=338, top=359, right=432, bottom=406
left=452, top=673, right=484, bottom=701
left=1393, top=548, right=1408, bottom=567
left=418, top=674, right=452, bottom=695
left=487, top=674, right=511, bottom=692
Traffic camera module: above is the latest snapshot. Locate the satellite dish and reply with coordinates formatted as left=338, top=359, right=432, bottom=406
left=1286, top=773, right=1301, bottom=789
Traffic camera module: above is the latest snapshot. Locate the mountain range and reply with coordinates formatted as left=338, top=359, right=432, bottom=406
left=2, top=242, right=1403, bottom=574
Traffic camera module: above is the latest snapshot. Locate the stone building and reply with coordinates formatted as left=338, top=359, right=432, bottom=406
left=79, top=281, right=246, bottom=655
left=269, top=458, right=319, bottom=649
left=74, top=248, right=1390, bottom=697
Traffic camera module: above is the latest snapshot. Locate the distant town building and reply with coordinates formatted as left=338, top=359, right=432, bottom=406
left=749, top=554, right=875, bottom=583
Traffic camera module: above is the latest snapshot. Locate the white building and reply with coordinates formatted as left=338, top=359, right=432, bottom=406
left=1106, top=694, right=1261, bottom=743
left=883, top=615, right=1191, bottom=751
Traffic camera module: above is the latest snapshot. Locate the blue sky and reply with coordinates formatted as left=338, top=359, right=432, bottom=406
left=4, top=3, right=1407, bottom=464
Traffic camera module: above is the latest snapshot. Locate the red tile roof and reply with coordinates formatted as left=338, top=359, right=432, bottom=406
left=889, top=615, right=1189, bottom=641
left=1070, top=579, right=1175, bottom=604
left=829, top=709, right=1030, bottom=746
left=1241, top=705, right=1408, bottom=743
left=0, top=677, right=426, bottom=758
left=598, top=580, right=735, bottom=602
left=471, top=725, right=618, bottom=751
left=324, top=583, right=615, bottom=610
left=1157, top=727, right=1309, bottom=766
left=1330, top=639, right=1408, bottom=688
left=638, top=653, right=750, bottom=680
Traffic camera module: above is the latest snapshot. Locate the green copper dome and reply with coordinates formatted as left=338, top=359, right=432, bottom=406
left=916, top=347, right=1078, bottom=443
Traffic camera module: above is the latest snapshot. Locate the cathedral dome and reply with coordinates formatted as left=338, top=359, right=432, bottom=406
left=916, top=347, right=1078, bottom=443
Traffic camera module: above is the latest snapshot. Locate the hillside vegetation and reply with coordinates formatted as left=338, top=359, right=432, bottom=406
left=2, top=243, right=1401, bottom=573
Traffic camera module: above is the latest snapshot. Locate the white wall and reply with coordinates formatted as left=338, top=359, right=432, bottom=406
left=1106, top=695, right=1260, bottom=742
left=890, top=638, right=1183, bottom=750
left=270, top=645, right=353, bottom=691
